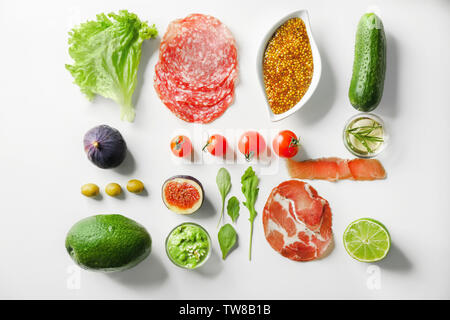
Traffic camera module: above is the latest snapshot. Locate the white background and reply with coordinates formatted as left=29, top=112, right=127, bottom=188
left=0, top=0, right=449, bottom=299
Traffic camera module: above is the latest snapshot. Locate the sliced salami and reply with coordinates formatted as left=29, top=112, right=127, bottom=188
left=154, top=14, right=238, bottom=123
left=158, top=14, right=237, bottom=90
left=156, top=86, right=234, bottom=123
left=155, top=63, right=236, bottom=107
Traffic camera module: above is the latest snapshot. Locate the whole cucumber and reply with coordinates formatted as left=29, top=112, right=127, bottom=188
left=349, top=13, right=386, bottom=112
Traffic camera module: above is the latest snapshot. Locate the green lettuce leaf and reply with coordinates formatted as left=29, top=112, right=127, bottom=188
left=65, top=10, right=157, bottom=122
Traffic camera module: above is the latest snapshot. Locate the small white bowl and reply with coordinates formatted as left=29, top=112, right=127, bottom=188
left=257, top=10, right=322, bottom=122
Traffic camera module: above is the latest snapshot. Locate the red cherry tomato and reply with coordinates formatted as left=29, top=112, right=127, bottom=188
left=203, top=134, right=228, bottom=157
left=170, top=135, right=192, bottom=158
left=272, top=130, right=300, bottom=158
left=238, top=131, right=266, bottom=161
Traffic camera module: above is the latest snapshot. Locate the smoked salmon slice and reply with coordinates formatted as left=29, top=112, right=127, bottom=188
left=286, top=158, right=386, bottom=181
left=263, top=180, right=332, bottom=261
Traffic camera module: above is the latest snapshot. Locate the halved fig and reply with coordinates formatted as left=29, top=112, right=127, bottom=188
left=162, top=176, right=204, bottom=214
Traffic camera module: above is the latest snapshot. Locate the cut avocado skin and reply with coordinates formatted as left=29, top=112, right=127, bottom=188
left=65, top=214, right=151, bottom=272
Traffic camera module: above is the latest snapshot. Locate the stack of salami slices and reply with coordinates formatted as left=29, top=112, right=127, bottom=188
left=154, top=14, right=238, bottom=123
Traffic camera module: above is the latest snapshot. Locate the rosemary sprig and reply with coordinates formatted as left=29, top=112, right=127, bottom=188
left=346, top=122, right=383, bottom=153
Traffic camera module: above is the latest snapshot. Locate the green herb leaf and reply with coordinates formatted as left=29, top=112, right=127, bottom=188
left=65, top=10, right=158, bottom=122
left=216, top=168, right=231, bottom=227
left=218, top=224, right=237, bottom=260
left=241, top=166, right=259, bottom=261
left=227, top=196, right=240, bottom=223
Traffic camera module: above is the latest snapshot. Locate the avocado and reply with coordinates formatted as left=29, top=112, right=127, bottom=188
left=65, top=214, right=151, bottom=272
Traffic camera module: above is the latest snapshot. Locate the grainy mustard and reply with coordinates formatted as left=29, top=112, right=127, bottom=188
left=263, top=18, right=314, bottom=114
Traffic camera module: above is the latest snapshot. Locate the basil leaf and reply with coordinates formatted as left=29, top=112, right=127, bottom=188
left=216, top=168, right=231, bottom=227
left=218, top=224, right=237, bottom=260
left=227, top=196, right=240, bottom=223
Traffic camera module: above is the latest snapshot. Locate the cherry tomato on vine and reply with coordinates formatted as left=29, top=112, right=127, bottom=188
left=170, top=135, right=192, bottom=158
left=203, top=134, right=228, bottom=157
left=272, top=130, right=300, bottom=158
left=238, top=131, right=266, bottom=161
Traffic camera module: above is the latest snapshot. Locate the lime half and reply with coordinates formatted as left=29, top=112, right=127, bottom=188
left=343, top=218, right=390, bottom=262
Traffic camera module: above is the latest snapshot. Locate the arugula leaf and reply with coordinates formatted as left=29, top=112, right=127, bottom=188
left=66, top=10, right=157, bottom=122
left=218, top=224, right=237, bottom=260
left=227, top=196, right=240, bottom=223
left=216, top=168, right=231, bottom=227
left=241, top=166, right=259, bottom=261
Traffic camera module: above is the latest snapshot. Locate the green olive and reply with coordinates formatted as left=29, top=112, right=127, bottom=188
left=127, top=179, right=144, bottom=194
left=81, top=183, right=100, bottom=197
left=105, top=183, right=122, bottom=197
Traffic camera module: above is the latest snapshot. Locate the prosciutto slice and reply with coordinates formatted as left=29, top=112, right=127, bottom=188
left=262, top=180, right=333, bottom=261
left=286, top=158, right=386, bottom=181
